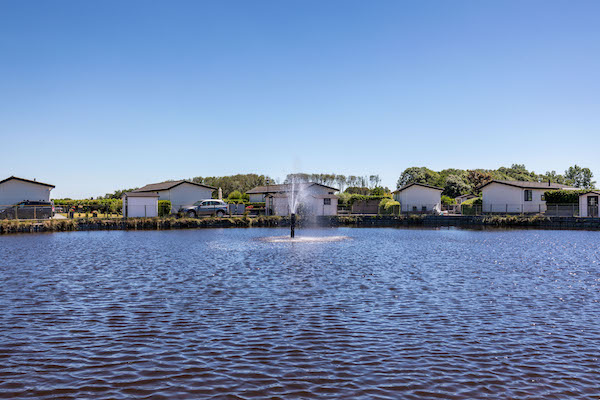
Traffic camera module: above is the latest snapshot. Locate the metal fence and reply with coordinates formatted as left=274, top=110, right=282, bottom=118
left=459, top=203, right=599, bottom=217
left=0, top=205, right=54, bottom=220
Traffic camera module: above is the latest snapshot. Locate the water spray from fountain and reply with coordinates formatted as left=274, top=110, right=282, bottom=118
left=287, top=175, right=309, bottom=238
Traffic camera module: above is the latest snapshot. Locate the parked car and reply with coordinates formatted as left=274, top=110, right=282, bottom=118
left=0, top=201, right=54, bottom=220
left=181, top=199, right=228, bottom=218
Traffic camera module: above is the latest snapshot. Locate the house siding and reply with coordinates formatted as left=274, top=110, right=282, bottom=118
left=0, top=180, right=52, bottom=207
left=151, top=183, right=213, bottom=212
left=482, top=182, right=548, bottom=213
left=393, top=186, right=441, bottom=212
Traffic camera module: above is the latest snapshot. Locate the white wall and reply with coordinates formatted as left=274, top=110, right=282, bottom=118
left=124, top=196, right=158, bottom=218
left=580, top=193, right=599, bottom=217
left=393, top=186, right=441, bottom=212
left=269, top=195, right=338, bottom=216
left=156, top=183, right=213, bottom=212
left=0, top=180, right=52, bottom=207
left=482, top=183, right=548, bottom=213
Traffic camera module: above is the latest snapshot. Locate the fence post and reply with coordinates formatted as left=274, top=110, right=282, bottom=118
left=505, top=204, right=508, bottom=214
left=15, top=206, right=18, bottom=220
left=145, top=205, right=147, bottom=218
left=34, top=206, right=37, bottom=220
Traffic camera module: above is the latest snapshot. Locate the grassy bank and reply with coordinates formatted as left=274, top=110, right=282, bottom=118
left=0, top=216, right=284, bottom=235
left=2, top=214, right=599, bottom=235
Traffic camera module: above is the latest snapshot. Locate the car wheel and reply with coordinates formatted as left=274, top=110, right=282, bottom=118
left=216, top=210, right=225, bottom=217
left=187, top=210, right=196, bottom=218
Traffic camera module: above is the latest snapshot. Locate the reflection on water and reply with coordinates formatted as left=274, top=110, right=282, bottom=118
left=260, top=235, right=350, bottom=243
left=1, top=227, right=600, bottom=399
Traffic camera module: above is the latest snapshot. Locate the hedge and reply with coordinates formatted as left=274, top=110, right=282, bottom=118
left=158, top=200, right=172, bottom=217
left=544, top=190, right=586, bottom=204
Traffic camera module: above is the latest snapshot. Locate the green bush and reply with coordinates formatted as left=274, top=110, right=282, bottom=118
left=228, top=190, right=243, bottom=200
left=379, top=199, right=400, bottom=214
left=158, top=200, right=172, bottom=217
left=441, top=195, right=456, bottom=205
left=544, top=190, right=585, bottom=204
left=462, top=197, right=482, bottom=205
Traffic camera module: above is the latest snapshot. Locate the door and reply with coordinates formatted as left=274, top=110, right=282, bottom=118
left=588, top=196, right=598, bottom=217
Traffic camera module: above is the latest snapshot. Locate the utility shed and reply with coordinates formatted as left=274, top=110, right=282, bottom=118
left=122, top=192, right=159, bottom=218
left=0, top=176, right=54, bottom=207
left=579, top=191, right=600, bottom=217
left=393, top=183, right=443, bottom=213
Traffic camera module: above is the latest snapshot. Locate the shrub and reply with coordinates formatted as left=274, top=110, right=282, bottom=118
left=544, top=190, right=585, bottom=204
left=441, top=195, right=456, bottom=205
left=158, top=200, right=172, bottom=217
left=462, top=197, right=482, bottom=205
left=228, top=190, right=243, bottom=200
left=379, top=199, right=400, bottom=214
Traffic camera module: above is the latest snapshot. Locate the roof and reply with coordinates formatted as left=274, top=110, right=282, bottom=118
left=456, top=194, right=477, bottom=199
left=247, top=182, right=339, bottom=194
left=579, top=191, right=600, bottom=196
left=478, top=180, right=575, bottom=191
left=266, top=193, right=338, bottom=199
left=393, top=182, right=443, bottom=193
left=0, top=176, right=55, bottom=188
left=122, top=192, right=160, bottom=198
left=133, top=180, right=216, bottom=192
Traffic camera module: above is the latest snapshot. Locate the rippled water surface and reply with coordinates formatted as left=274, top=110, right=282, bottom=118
left=1, top=227, right=600, bottom=399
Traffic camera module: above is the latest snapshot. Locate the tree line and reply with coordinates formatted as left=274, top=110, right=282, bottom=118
left=97, top=165, right=595, bottom=201
left=397, top=164, right=596, bottom=198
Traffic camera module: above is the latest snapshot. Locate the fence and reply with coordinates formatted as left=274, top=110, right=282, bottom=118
left=460, top=203, right=594, bottom=217
left=0, top=205, right=54, bottom=220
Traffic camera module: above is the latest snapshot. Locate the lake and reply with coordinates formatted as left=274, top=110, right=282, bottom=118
left=1, top=227, right=599, bottom=399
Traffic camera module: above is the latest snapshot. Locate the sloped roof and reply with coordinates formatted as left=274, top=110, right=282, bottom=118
left=393, top=182, right=443, bottom=193
left=478, top=180, right=575, bottom=191
left=133, top=180, right=215, bottom=192
left=579, top=191, right=600, bottom=196
left=122, top=192, right=159, bottom=198
left=0, top=176, right=55, bottom=188
left=247, top=182, right=339, bottom=194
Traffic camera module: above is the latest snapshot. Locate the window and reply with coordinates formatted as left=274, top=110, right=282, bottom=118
left=324, top=198, right=331, bottom=205
left=524, top=190, right=532, bottom=202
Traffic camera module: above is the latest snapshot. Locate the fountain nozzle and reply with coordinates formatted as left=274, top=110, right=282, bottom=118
left=290, top=213, right=296, bottom=238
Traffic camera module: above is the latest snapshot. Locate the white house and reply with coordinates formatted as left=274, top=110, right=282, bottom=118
left=133, top=180, right=215, bottom=212
left=0, top=176, right=54, bottom=207
left=579, top=191, right=599, bottom=218
left=393, top=183, right=443, bottom=213
left=122, top=192, right=159, bottom=218
left=249, top=183, right=339, bottom=216
left=480, top=180, right=576, bottom=214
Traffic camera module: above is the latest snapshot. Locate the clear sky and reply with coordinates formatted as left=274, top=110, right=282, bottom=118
left=1, top=1, right=598, bottom=198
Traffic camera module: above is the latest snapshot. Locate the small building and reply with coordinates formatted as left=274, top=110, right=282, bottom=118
left=0, top=176, right=54, bottom=207
left=455, top=194, right=477, bottom=205
left=579, top=191, right=599, bottom=218
left=133, top=180, right=215, bottom=213
left=248, top=183, right=338, bottom=216
left=122, top=192, right=159, bottom=218
left=480, top=180, right=576, bottom=214
left=393, top=183, right=443, bottom=213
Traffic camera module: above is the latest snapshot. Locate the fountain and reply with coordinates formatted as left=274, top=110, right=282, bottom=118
left=286, top=176, right=309, bottom=238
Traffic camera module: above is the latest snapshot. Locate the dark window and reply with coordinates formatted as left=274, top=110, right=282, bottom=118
left=324, top=198, right=331, bottom=205
left=524, top=190, right=533, bottom=202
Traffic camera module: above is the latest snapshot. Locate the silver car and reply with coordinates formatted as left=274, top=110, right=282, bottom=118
left=183, top=199, right=228, bottom=218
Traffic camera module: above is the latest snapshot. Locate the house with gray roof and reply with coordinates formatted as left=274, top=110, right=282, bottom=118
left=0, top=176, right=55, bottom=208
left=479, top=180, right=576, bottom=214
left=133, top=180, right=215, bottom=213
left=247, top=182, right=339, bottom=216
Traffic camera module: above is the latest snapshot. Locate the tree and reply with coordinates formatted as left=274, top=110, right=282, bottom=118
left=370, top=186, right=385, bottom=196
left=396, top=167, right=439, bottom=188
left=466, top=170, right=493, bottom=191
left=443, top=175, right=471, bottom=198
left=564, top=165, right=596, bottom=189
left=540, top=170, right=565, bottom=184
left=369, top=175, right=381, bottom=189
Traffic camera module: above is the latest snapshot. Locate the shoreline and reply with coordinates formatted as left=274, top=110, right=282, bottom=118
left=2, top=214, right=600, bottom=235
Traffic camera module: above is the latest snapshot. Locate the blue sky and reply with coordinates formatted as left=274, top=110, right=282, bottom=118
left=1, top=1, right=598, bottom=198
